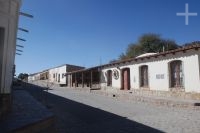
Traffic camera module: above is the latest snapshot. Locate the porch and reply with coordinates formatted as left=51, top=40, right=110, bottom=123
left=67, top=67, right=101, bottom=89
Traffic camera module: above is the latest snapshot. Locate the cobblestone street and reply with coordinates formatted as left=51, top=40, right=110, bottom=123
left=25, top=82, right=200, bottom=133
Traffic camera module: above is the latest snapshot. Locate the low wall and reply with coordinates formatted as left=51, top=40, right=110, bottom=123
left=130, top=89, right=200, bottom=100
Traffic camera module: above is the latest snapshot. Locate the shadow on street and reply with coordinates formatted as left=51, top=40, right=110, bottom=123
left=18, top=82, right=164, bottom=133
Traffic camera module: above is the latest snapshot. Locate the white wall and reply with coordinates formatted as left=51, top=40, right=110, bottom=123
left=48, top=65, right=67, bottom=84
left=101, top=66, right=121, bottom=89
left=35, top=73, right=40, bottom=80
left=183, top=52, right=200, bottom=92
left=0, top=0, right=21, bottom=93
left=101, top=49, right=200, bottom=93
left=49, top=69, right=55, bottom=82
left=28, top=75, right=35, bottom=81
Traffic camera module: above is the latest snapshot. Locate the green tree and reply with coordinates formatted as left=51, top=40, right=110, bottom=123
left=125, top=43, right=142, bottom=58
left=161, top=40, right=179, bottom=51
left=119, top=53, right=127, bottom=60
left=183, top=41, right=200, bottom=47
left=139, top=33, right=161, bottom=53
left=119, top=33, right=179, bottom=60
left=18, top=73, right=28, bottom=81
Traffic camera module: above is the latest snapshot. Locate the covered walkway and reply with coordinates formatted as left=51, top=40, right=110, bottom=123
left=67, top=66, right=101, bottom=89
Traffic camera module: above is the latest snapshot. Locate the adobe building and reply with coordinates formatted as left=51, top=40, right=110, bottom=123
left=0, top=0, right=21, bottom=119
left=29, top=43, right=200, bottom=100
left=100, top=44, right=200, bottom=92
left=67, top=43, right=200, bottom=99
left=40, top=70, right=49, bottom=80
left=67, top=66, right=101, bottom=89
left=48, top=64, right=84, bottom=86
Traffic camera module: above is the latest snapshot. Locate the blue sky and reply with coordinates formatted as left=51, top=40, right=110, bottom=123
left=16, top=0, right=200, bottom=75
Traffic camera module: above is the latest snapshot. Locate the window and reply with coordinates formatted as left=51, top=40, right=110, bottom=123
left=169, top=60, right=183, bottom=88
left=58, top=74, right=60, bottom=82
left=62, top=73, right=65, bottom=78
left=53, top=74, right=55, bottom=78
left=140, top=65, right=148, bottom=87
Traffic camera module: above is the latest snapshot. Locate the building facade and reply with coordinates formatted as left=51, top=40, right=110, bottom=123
left=0, top=0, right=21, bottom=119
left=40, top=70, right=49, bottom=80
left=33, top=64, right=85, bottom=86
left=67, top=67, right=101, bottom=88
left=101, top=45, right=200, bottom=93
left=67, top=44, right=200, bottom=94
left=29, top=44, right=200, bottom=100
left=28, top=72, right=41, bottom=82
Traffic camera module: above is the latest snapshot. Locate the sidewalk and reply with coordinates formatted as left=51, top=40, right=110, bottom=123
left=0, top=88, right=55, bottom=133
left=65, top=86, right=200, bottom=109
left=89, top=89, right=200, bottom=109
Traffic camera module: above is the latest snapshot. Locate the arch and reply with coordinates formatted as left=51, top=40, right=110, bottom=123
left=169, top=60, right=183, bottom=88
left=121, top=68, right=130, bottom=90
left=140, top=65, right=148, bottom=87
left=107, top=70, right=112, bottom=86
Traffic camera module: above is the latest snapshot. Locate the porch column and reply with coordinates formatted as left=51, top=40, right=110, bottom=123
left=71, top=74, right=75, bottom=87
left=70, top=74, right=72, bottom=87
left=99, top=68, right=101, bottom=89
left=90, top=70, right=93, bottom=88
left=82, top=72, right=84, bottom=88
left=75, top=73, right=77, bottom=88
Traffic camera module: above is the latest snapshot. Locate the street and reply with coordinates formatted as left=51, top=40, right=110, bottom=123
left=25, top=82, right=200, bottom=133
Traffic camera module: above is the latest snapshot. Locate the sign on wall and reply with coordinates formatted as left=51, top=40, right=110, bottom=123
left=156, top=74, right=164, bottom=79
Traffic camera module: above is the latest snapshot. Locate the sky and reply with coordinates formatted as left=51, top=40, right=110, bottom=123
left=16, top=0, right=200, bottom=75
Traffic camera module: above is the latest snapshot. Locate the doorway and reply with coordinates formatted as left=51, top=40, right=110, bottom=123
left=107, top=70, right=112, bottom=86
left=58, top=74, right=60, bottom=82
left=169, top=60, right=183, bottom=88
left=121, top=68, right=130, bottom=90
left=140, top=65, right=148, bottom=87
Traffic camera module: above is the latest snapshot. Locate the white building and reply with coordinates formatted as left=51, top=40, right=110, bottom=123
left=28, top=72, right=41, bottom=81
left=28, top=74, right=35, bottom=81
left=68, top=44, right=200, bottom=96
left=48, top=64, right=84, bottom=86
left=100, top=44, right=200, bottom=93
left=0, top=0, right=21, bottom=118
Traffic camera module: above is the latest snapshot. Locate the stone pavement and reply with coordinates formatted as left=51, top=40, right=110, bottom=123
left=89, top=89, right=200, bottom=109
left=0, top=88, right=55, bottom=133
left=25, top=83, right=163, bottom=133
left=26, top=81, right=200, bottom=133
left=33, top=80, right=200, bottom=110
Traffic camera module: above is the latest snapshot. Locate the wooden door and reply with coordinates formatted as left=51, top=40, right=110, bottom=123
left=107, top=70, right=112, bottom=86
left=123, top=70, right=128, bottom=90
left=122, top=68, right=130, bottom=90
